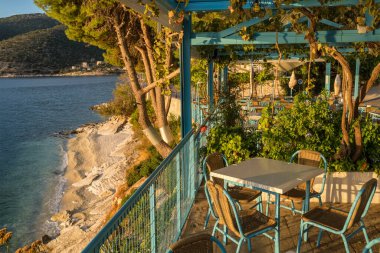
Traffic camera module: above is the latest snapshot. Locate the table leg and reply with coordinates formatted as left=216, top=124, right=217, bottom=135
left=303, top=180, right=310, bottom=242
left=275, top=193, right=280, bottom=253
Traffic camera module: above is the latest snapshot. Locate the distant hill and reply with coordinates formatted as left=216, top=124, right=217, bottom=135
left=0, top=13, right=59, bottom=41
left=0, top=14, right=107, bottom=76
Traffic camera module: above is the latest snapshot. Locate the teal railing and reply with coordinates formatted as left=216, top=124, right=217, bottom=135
left=82, top=124, right=209, bottom=253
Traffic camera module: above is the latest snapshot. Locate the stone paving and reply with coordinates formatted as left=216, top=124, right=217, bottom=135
left=181, top=185, right=380, bottom=253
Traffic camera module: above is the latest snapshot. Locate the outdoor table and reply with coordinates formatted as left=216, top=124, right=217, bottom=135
left=210, top=157, right=323, bottom=253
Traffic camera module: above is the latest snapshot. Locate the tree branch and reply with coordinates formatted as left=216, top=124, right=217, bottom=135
left=140, top=68, right=180, bottom=95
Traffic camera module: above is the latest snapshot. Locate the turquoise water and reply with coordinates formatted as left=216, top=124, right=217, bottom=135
left=0, top=76, right=117, bottom=249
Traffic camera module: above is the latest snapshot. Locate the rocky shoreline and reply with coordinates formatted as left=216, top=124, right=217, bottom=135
left=0, top=70, right=123, bottom=78
left=43, top=116, right=141, bottom=252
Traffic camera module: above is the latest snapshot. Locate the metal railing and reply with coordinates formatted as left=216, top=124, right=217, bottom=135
left=82, top=124, right=210, bottom=253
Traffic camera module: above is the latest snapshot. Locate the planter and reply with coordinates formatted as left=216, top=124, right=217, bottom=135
left=312, top=172, right=380, bottom=203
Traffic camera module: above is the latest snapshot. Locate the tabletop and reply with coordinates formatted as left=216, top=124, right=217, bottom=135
left=210, top=157, right=323, bottom=194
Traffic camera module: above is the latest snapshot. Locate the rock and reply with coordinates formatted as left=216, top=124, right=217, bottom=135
left=51, top=210, right=71, bottom=223
left=72, top=171, right=102, bottom=188
left=42, top=234, right=52, bottom=244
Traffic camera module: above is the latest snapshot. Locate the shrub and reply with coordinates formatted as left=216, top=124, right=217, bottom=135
left=126, top=146, right=163, bottom=187
left=206, top=125, right=261, bottom=164
left=259, top=92, right=342, bottom=162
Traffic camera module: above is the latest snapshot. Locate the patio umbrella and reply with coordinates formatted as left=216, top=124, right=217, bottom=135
left=334, top=74, right=341, bottom=96
left=288, top=70, right=297, bottom=96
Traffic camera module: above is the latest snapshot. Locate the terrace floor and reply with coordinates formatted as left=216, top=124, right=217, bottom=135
left=181, top=185, right=380, bottom=253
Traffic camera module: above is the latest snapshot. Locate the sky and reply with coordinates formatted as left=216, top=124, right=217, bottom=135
left=0, top=0, right=43, bottom=18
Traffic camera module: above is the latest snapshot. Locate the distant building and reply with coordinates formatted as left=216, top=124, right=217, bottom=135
left=96, top=61, right=104, bottom=66
left=71, top=66, right=77, bottom=70
left=82, top=62, right=89, bottom=68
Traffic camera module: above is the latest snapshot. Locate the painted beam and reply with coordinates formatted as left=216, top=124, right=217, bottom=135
left=219, top=15, right=272, bottom=38
left=180, top=14, right=192, bottom=138
left=182, top=0, right=380, bottom=12
left=354, top=58, right=360, bottom=99
left=325, top=62, right=331, bottom=94
left=191, top=29, right=380, bottom=45
left=208, top=60, right=214, bottom=110
left=320, top=19, right=344, bottom=29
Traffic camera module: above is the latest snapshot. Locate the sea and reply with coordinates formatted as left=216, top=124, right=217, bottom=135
left=0, top=76, right=118, bottom=249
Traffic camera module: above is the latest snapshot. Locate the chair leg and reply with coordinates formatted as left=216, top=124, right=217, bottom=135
left=317, top=229, right=323, bottom=247
left=257, top=195, right=263, bottom=212
left=290, top=200, right=296, bottom=215
left=296, top=221, right=305, bottom=253
left=236, top=238, right=244, bottom=253
left=204, top=208, right=211, bottom=229
left=247, top=238, right=252, bottom=252
left=361, top=222, right=373, bottom=253
left=223, top=225, right=228, bottom=244
left=212, top=221, right=219, bottom=236
left=341, top=234, right=350, bottom=253
left=266, top=193, right=271, bottom=216
left=317, top=195, right=322, bottom=207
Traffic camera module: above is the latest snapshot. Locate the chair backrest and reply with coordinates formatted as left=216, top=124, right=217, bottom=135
left=362, top=238, right=380, bottom=253
left=290, top=150, right=327, bottom=192
left=203, top=153, right=227, bottom=186
left=168, top=233, right=226, bottom=253
left=346, top=178, right=377, bottom=229
left=206, top=181, right=241, bottom=237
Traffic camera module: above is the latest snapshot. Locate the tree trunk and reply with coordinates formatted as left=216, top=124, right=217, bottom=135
left=114, top=16, right=172, bottom=157
left=140, top=19, right=174, bottom=145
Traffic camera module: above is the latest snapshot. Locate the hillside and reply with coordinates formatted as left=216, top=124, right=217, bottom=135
left=0, top=14, right=59, bottom=41
left=0, top=14, right=108, bottom=76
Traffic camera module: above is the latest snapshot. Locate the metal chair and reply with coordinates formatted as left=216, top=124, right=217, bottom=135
left=266, top=150, right=328, bottom=215
left=202, top=153, right=262, bottom=229
left=206, top=181, right=277, bottom=253
left=363, top=238, right=380, bottom=253
left=297, top=178, right=377, bottom=253
left=168, top=233, right=226, bottom=253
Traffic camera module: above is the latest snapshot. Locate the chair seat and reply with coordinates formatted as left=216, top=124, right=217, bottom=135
left=281, top=188, right=318, bottom=201
left=237, top=209, right=276, bottom=237
left=302, top=206, right=348, bottom=231
left=228, top=186, right=261, bottom=204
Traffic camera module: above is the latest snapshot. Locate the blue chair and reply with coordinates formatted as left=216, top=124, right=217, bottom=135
left=202, top=153, right=262, bottom=229
left=206, top=181, right=277, bottom=253
left=168, top=233, right=226, bottom=253
left=266, top=150, right=328, bottom=215
left=297, top=178, right=377, bottom=253
left=363, top=238, right=380, bottom=253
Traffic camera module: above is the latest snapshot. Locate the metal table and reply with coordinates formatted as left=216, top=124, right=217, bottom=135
left=210, top=157, right=323, bottom=253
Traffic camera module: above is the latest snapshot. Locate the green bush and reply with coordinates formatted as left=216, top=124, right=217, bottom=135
left=206, top=125, right=261, bottom=164
left=96, top=76, right=136, bottom=117
left=126, top=146, right=163, bottom=187
left=259, top=92, right=342, bottom=163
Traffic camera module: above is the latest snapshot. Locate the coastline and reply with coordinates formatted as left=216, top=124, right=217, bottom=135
left=45, top=116, right=141, bottom=252
left=0, top=70, right=123, bottom=78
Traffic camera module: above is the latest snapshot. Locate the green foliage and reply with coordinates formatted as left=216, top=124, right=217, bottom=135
left=206, top=125, right=260, bottom=164
left=259, top=92, right=342, bottom=162
left=126, top=146, right=163, bottom=187
left=95, top=75, right=136, bottom=117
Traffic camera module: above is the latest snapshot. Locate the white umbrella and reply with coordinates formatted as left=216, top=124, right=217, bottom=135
left=334, top=74, right=341, bottom=96
left=288, top=71, right=297, bottom=96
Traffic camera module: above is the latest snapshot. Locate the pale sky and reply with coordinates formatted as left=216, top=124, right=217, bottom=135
left=0, top=0, right=43, bottom=18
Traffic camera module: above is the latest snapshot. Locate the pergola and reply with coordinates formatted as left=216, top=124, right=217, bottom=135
left=120, top=0, right=380, bottom=137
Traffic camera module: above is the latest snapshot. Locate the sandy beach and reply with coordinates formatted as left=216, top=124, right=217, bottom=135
left=45, top=116, right=142, bottom=252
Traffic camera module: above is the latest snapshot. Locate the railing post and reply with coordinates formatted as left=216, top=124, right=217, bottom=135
left=354, top=58, right=360, bottom=99
left=176, top=155, right=181, bottom=234
left=325, top=62, right=331, bottom=94
left=180, top=14, right=192, bottom=138
left=208, top=60, right=214, bottom=111
left=189, top=135, right=195, bottom=199
left=149, top=184, right=156, bottom=253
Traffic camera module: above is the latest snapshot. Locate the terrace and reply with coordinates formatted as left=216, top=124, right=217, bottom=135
left=82, top=0, right=380, bottom=252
